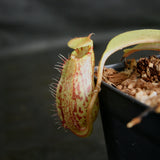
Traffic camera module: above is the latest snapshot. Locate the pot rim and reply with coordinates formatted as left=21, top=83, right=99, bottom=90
left=94, top=62, right=151, bottom=110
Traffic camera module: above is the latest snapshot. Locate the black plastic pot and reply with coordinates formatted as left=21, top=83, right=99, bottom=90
left=95, top=62, right=160, bottom=160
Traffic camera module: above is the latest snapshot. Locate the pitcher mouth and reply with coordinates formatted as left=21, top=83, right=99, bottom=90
left=71, top=46, right=91, bottom=59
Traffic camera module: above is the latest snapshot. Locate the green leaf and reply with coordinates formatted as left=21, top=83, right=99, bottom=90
left=123, top=42, right=160, bottom=58
left=106, top=29, right=160, bottom=53
left=92, top=29, right=160, bottom=129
